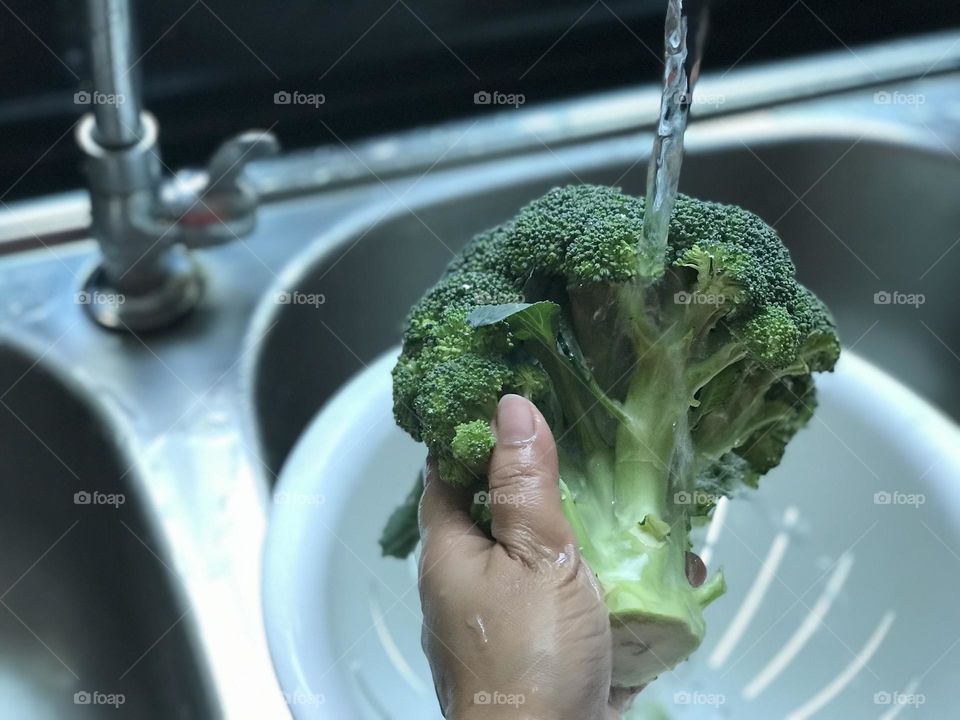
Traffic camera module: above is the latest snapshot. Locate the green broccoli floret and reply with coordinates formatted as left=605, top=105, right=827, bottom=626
left=413, top=354, right=513, bottom=487
left=378, top=185, right=839, bottom=687
left=450, top=419, right=496, bottom=475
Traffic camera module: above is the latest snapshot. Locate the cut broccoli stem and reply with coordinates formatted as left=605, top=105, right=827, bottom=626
left=547, top=356, right=610, bottom=454
left=685, top=343, right=749, bottom=397
left=693, top=363, right=810, bottom=463
left=734, top=394, right=804, bottom=441
left=616, top=334, right=692, bottom=511
left=521, top=336, right=623, bottom=456
left=693, top=571, right=727, bottom=606
left=558, top=476, right=601, bottom=561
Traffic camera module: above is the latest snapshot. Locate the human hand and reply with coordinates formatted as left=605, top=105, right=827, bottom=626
left=417, top=394, right=635, bottom=719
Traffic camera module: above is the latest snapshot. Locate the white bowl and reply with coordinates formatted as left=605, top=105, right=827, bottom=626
left=264, top=349, right=960, bottom=719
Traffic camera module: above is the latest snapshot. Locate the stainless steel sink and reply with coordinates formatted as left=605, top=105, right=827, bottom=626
left=0, top=239, right=297, bottom=717
left=0, top=340, right=212, bottom=718
left=0, top=32, right=956, bottom=719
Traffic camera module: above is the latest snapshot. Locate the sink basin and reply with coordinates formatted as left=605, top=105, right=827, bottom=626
left=262, top=348, right=960, bottom=719
left=251, top=128, right=960, bottom=477
left=0, top=341, right=213, bottom=718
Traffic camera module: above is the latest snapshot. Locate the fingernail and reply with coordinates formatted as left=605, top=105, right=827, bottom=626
left=496, top=394, right=536, bottom=444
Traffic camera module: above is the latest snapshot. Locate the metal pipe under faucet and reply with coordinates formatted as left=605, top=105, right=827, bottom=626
left=86, top=0, right=143, bottom=148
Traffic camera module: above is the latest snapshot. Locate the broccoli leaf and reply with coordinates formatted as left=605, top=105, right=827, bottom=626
left=466, top=301, right=560, bottom=343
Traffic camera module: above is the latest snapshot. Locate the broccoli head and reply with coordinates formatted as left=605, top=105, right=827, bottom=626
left=379, top=185, right=839, bottom=686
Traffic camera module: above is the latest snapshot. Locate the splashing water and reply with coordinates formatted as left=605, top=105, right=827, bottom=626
left=643, top=0, right=711, bottom=258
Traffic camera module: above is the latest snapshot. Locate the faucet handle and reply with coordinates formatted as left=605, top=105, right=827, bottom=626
left=167, top=129, right=280, bottom=248
left=206, top=130, right=280, bottom=190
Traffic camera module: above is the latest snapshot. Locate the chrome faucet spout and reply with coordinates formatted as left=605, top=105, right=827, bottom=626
left=78, top=0, right=278, bottom=332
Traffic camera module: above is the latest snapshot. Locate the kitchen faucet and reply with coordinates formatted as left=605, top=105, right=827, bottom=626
left=77, top=0, right=279, bottom=332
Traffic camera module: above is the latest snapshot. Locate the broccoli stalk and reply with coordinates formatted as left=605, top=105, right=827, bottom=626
left=379, top=185, right=839, bottom=686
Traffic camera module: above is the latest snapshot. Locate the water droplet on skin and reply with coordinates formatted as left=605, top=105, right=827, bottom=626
left=468, top=614, right=489, bottom=643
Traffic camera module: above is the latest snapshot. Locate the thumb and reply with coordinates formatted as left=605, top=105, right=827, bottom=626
left=487, top=394, right=575, bottom=560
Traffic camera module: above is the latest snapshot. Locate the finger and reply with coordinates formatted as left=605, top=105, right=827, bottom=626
left=417, top=456, right=481, bottom=543
left=487, top=394, right=575, bottom=558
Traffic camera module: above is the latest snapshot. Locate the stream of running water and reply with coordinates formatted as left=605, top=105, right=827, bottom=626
left=643, top=0, right=711, bottom=257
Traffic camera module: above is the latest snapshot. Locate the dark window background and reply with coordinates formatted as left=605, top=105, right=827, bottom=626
left=1, top=0, right=958, bottom=201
